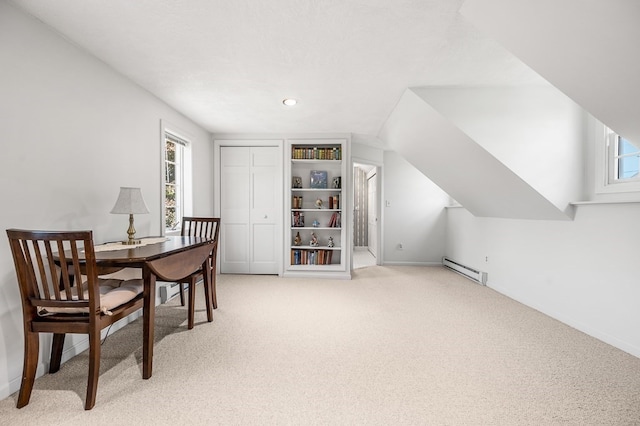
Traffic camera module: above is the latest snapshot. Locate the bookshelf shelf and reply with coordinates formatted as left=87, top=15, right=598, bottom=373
left=292, top=209, right=341, bottom=212
left=291, top=227, right=341, bottom=230
left=291, top=159, right=343, bottom=164
left=293, top=245, right=340, bottom=250
left=285, top=138, right=350, bottom=278
left=291, top=188, right=338, bottom=192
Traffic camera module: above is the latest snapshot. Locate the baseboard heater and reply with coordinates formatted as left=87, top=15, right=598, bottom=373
left=160, top=282, right=182, bottom=304
left=442, top=257, right=487, bottom=285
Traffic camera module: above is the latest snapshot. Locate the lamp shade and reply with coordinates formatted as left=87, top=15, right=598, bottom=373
left=110, top=187, right=150, bottom=215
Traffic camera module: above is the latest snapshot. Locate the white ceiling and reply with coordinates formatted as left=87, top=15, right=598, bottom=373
left=10, top=0, right=546, bottom=136
left=461, top=0, right=640, bottom=145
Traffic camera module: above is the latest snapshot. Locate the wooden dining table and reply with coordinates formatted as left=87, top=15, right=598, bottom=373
left=91, top=235, right=215, bottom=379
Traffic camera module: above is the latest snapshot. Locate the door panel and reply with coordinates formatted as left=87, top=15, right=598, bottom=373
left=249, top=147, right=279, bottom=274
left=367, top=172, right=377, bottom=258
left=251, top=223, right=278, bottom=273
left=222, top=223, right=249, bottom=273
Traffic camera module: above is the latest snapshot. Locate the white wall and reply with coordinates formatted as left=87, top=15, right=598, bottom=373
left=383, top=151, right=448, bottom=265
left=0, top=2, right=213, bottom=400
left=351, top=134, right=385, bottom=162
left=414, top=86, right=587, bottom=210
left=446, top=204, right=640, bottom=358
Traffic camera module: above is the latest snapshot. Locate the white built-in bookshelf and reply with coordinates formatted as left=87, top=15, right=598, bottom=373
left=284, top=139, right=350, bottom=279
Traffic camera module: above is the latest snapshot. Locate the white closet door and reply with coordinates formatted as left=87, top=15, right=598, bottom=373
left=220, top=146, right=280, bottom=274
left=249, top=147, right=279, bottom=274
left=221, top=147, right=251, bottom=273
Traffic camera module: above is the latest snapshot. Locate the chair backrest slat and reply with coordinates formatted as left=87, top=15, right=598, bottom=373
left=21, top=240, right=41, bottom=300
left=37, top=241, right=52, bottom=300
left=44, top=241, right=61, bottom=300
left=69, top=241, right=85, bottom=301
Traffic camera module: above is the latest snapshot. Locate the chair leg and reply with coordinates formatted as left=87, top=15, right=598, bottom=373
left=179, top=282, right=186, bottom=306
left=49, top=333, right=65, bottom=373
left=211, top=269, right=218, bottom=310
left=84, top=328, right=101, bottom=410
left=188, top=277, right=197, bottom=329
left=203, top=273, right=213, bottom=323
left=17, top=330, right=39, bottom=408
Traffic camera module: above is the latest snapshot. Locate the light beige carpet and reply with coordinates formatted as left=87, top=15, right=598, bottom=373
left=1, top=266, right=640, bottom=425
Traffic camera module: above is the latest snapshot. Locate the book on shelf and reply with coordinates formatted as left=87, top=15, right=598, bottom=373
left=291, top=146, right=342, bottom=160
left=329, top=194, right=339, bottom=209
left=291, top=249, right=335, bottom=265
left=292, top=195, right=303, bottom=209
left=328, top=212, right=341, bottom=227
left=328, top=194, right=340, bottom=209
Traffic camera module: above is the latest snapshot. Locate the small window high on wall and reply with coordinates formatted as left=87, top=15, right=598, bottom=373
left=606, top=127, right=640, bottom=188
left=596, top=123, right=640, bottom=194
left=610, top=133, right=640, bottom=182
left=163, top=128, right=191, bottom=234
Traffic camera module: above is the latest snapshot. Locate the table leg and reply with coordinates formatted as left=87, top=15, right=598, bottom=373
left=142, top=265, right=156, bottom=379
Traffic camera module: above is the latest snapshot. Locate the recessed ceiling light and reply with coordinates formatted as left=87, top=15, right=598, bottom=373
left=282, top=98, right=297, bottom=106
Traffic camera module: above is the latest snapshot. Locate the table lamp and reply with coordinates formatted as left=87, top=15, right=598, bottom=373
left=110, top=187, right=150, bottom=245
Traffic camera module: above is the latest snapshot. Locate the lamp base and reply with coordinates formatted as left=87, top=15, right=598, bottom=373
left=121, top=213, right=141, bottom=245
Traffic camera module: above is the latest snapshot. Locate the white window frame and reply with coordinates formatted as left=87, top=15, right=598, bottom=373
left=161, top=120, right=193, bottom=235
left=609, top=132, right=640, bottom=183
left=595, top=122, right=640, bottom=193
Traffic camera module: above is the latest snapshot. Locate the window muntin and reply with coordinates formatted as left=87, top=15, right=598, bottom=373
left=615, top=136, right=640, bottom=180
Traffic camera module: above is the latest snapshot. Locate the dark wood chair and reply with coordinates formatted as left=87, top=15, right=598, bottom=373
left=6, top=229, right=144, bottom=410
left=178, top=217, right=220, bottom=329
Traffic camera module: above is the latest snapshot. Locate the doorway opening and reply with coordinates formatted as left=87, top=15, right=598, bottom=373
left=353, top=162, right=379, bottom=269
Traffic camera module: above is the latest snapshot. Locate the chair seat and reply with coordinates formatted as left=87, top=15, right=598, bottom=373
left=38, top=278, right=143, bottom=316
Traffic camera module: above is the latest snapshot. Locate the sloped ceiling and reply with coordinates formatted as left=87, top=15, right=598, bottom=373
left=460, top=0, right=640, bottom=145
left=379, top=89, right=571, bottom=220
left=412, top=86, right=586, bottom=212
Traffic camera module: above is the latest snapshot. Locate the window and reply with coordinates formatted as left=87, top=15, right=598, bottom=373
left=610, top=133, right=640, bottom=181
left=163, top=131, right=190, bottom=233
left=597, top=124, right=640, bottom=194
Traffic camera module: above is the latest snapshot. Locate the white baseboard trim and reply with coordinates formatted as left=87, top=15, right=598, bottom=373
left=382, top=261, right=442, bottom=267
